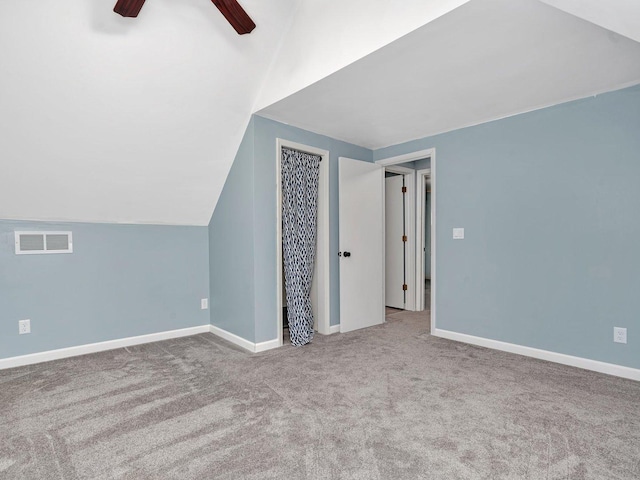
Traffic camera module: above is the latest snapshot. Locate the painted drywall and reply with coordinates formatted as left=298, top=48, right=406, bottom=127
left=0, top=220, right=209, bottom=359
left=207, top=115, right=371, bottom=343
left=540, top=0, right=640, bottom=43
left=257, top=0, right=640, bottom=151
left=374, top=84, right=640, bottom=369
left=390, top=158, right=431, bottom=170
left=415, top=158, right=431, bottom=171
left=0, top=0, right=298, bottom=226
left=255, top=0, right=469, bottom=111
left=208, top=119, right=257, bottom=342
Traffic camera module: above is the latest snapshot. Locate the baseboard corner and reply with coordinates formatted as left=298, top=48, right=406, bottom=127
left=208, top=324, right=280, bottom=353
left=328, top=324, right=340, bottom=334
left=255, top=338, right=280, bottom=353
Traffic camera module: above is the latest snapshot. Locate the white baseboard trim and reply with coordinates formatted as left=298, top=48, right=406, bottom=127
left=0, top=325, right=211, bottom=371
left=432, top=328, right=640, bottom=382
left=209, top=325, right=255, bottom=351
left=209, top=325, right=280, bottom=353
left=328, top=324, right=340, bottom=334
left=255, top=338, right=281, bottom=353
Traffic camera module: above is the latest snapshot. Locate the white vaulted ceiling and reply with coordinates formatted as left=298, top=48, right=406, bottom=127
left=0, top=0, right=463, bottom=226
left=539, top=0, right=640, bottom=43
left=253, top=0, right=471, bottom=111
left=1, top=0, right=639, bottom=225
left=257, top=0, right=640, bottom=150
left=0, top=0, right=302, bottom=225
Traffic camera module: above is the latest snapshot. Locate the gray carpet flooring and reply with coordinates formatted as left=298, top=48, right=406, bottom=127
left=1, top=311, right=639, bottom=479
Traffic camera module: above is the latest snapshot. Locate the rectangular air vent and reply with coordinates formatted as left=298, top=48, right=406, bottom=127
left=15, top=231, right=73, bottom=255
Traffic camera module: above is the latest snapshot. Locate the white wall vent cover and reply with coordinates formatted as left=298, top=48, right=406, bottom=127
left=15, top=231, right=73, bottom=255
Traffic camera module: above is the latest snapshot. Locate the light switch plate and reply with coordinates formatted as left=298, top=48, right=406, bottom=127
left=201, top=298, right=209, bottom=310
left=453, top=228, right=465, bottom=240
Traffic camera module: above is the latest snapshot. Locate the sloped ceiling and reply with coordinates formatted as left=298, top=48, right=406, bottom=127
left=0, top=0, right=460, bottom=226
left=254, top=0, right=471, bottom=111
left=257, top=0, right=640, bottom=150
left=539, top=0, right=640, bottom=43
left=0, top=0, right=299, bottom=226
left=2, top=0, right=639, bottom=226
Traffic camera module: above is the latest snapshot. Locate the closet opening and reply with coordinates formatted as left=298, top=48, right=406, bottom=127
left=275, top=140, right=330, bottom=346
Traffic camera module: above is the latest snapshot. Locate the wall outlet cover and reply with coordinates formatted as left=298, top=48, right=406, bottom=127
left=453, top=228, right=465, bottom=240
left=19, top=319, right=31, bottom=335
left=201, top=298, right=209, bottom=310
left=613, top=327, right=627, bottom=344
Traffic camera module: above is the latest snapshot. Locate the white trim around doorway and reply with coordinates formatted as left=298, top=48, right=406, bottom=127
left=416, top=157, right=436, bottom=334
left=376, top=148, right=435, bottom=331
left=276, top=139, right=331, bottom=347
left=416, top=168, right=431, bottom=311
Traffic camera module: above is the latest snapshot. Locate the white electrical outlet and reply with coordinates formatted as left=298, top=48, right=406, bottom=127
left=18, top=319, right=31, bottom=335
left=201, top=298, right=209, bottom=310
left=453, top=227, right=465, bottom=240
left=613, top=327, right=627, bottom=344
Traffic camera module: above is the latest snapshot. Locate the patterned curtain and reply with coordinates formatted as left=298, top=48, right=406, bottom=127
left=281, top=147, right=320, bottom=346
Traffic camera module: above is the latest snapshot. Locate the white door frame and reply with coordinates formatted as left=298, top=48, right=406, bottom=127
left=416, top=168, right=431, bottom=310
left=276, top=139, right=331, bottom=346
left=382, top=165, right=415, bottom=311
left=376, top=148, right=435, bottom=311
left=376, top=149, right=435, bottom=331
left=416, top=158, right=436, bottom=333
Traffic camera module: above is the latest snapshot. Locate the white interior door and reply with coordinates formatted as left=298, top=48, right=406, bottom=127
left=385, top=175, right=405, bottom=309
left=339, top=157, right=384, bottom=333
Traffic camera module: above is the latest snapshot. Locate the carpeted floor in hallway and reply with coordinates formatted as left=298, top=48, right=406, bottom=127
left=1, top=311, right=639, bottom=479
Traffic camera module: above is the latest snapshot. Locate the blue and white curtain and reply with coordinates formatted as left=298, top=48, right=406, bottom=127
left=281, top=147, right=320, bottom=347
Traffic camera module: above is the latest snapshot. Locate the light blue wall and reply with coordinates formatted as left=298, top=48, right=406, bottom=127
left=9, top=86, right=634, bottom=370
left=415, top=158, right=431, bottom=170
left=391, top=158, right=430, bottom=170
left=208, top=115, right=371, bottom=343
left=375, top=84, right=640, bottom=369
left=253, top=116, right=373, bottom=341
left=0, top=220, right=209, bottom=359
left=208, top=118, right=257, bottom=341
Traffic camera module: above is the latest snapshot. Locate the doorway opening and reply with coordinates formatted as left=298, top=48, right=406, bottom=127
left=384, top=165, right=414, bottom=314
left=376, top=149, right=436, bottom=333
left=276, top=139, right=330, bottom=347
